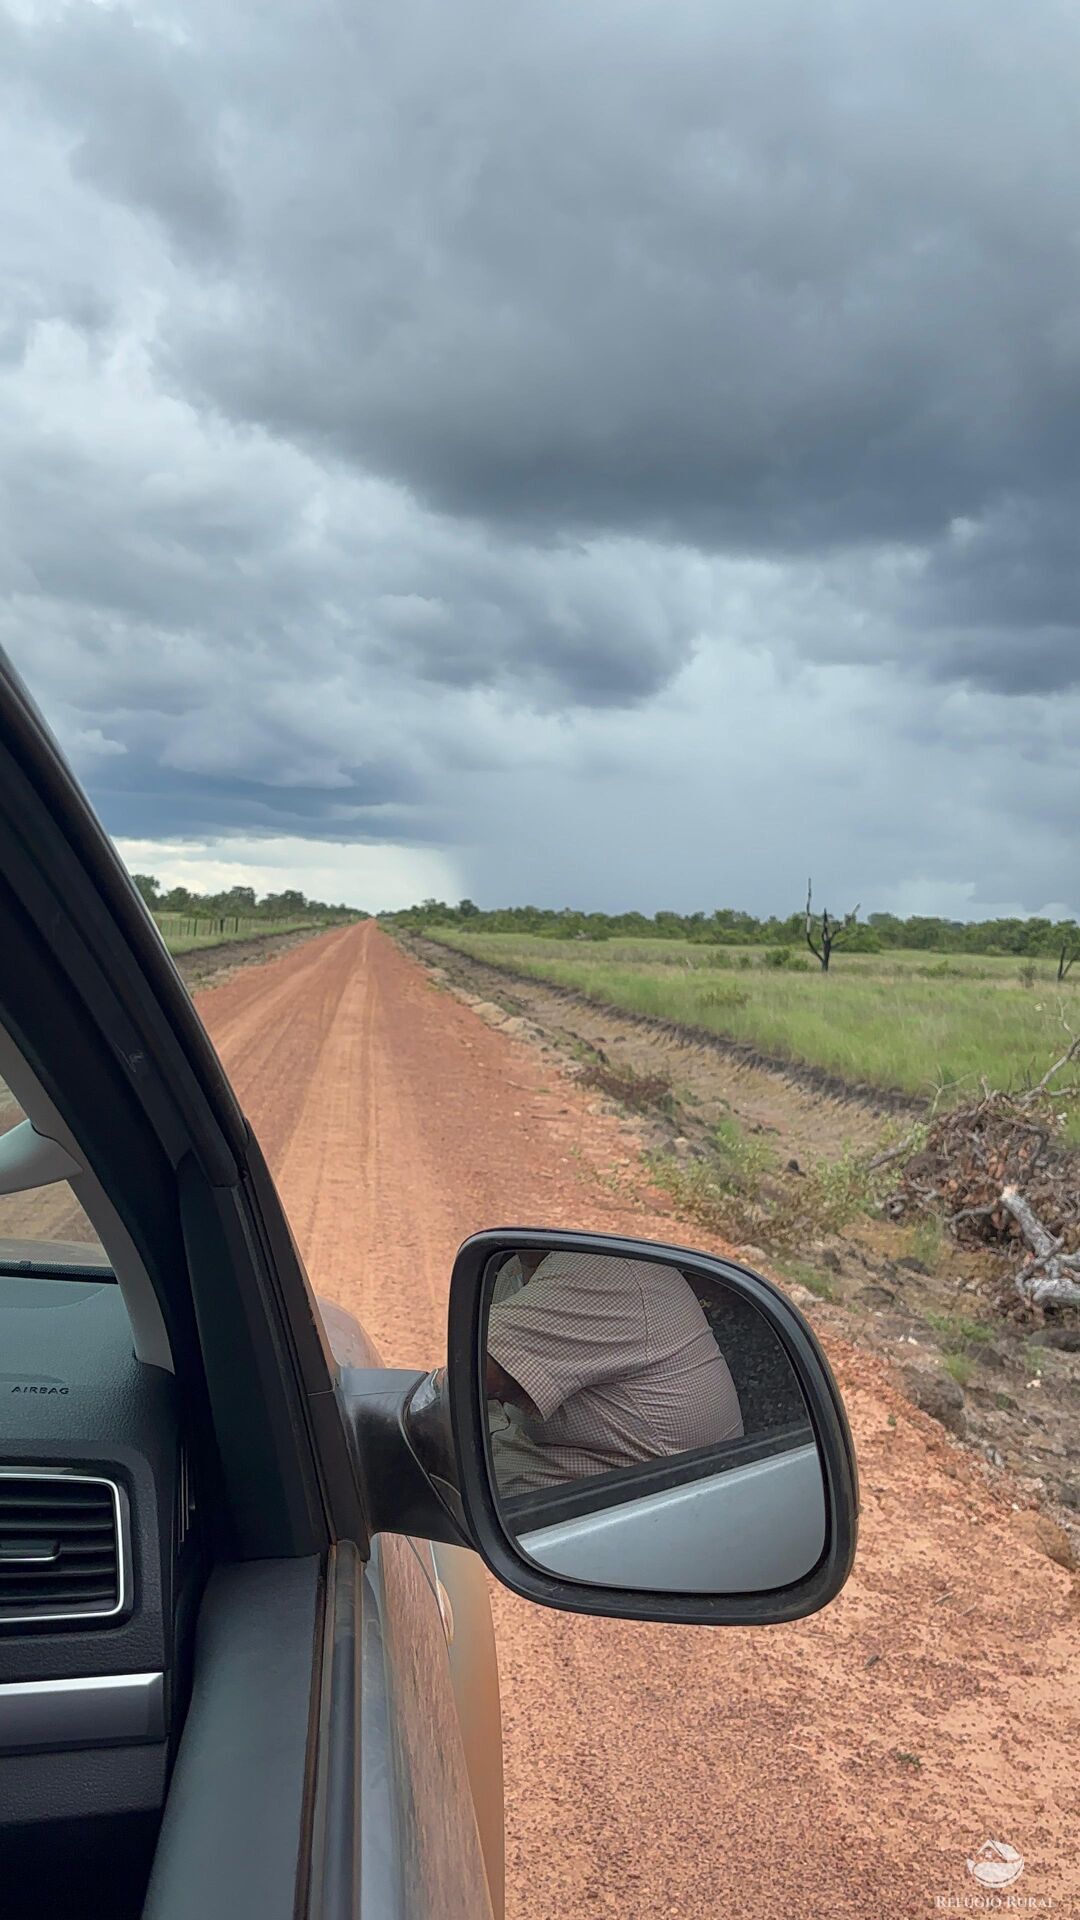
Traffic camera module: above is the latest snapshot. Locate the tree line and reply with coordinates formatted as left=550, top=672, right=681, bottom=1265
left=386, top=896, right=1080, bottom=959
left=131, top=874, right=366, bottom=923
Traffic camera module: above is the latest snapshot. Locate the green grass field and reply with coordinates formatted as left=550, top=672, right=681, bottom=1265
left=425, top=931, right=1080, bottom=1111
left=155, top=914, right=317, bottom=955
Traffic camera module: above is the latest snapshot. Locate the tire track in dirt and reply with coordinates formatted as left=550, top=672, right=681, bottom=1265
left=0, top=926, right=340, bottom=1251
left=193, top=922, right=1079, bottom=1919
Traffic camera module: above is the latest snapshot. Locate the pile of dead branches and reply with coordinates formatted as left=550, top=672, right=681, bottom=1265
left=884, top=1032, right=1080, bottom=1311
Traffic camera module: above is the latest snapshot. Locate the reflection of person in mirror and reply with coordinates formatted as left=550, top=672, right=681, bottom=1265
left=486, top=1251, right=744, bottom=1493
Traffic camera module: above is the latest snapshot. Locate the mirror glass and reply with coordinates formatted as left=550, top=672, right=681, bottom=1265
left=482, top=1247, right=827, bottom=1594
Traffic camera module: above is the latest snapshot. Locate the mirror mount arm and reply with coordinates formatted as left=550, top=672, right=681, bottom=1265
left=339, top=1366, right=471, bottom=1549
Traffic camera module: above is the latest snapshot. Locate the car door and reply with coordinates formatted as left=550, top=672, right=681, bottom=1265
left=0, top=652, right=495, bottom=1919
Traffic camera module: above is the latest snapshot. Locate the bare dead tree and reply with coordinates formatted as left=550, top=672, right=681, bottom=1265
left=999, top=1188, right=1080, bottom=1308
left=1057, top=939, right=1079, bottom=983
left=805, top=878, right=861, bottom=973
left=886, top=1003, right=1080, bottom=1312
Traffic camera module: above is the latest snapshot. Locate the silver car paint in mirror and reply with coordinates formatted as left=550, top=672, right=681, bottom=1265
left=482, top=1247, right=826, bottom=1595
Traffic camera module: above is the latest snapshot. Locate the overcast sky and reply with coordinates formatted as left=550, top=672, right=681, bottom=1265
left=3, top=0, right=1079, bottom=916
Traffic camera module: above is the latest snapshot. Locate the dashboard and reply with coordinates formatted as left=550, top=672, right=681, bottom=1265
left=0, top=1271, right=192, bottom=1909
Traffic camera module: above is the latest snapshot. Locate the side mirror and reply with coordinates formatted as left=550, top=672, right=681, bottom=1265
left=444, top=1229, right=858, bottom=1625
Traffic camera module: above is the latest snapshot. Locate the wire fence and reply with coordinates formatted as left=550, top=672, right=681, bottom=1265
left=153, top=913, right=315, bottom=946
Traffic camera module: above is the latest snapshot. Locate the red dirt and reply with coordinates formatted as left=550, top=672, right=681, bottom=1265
left=194, top=922, right=1079, bottom=1918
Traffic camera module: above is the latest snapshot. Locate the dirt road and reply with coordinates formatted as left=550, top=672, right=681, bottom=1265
left=198, top=922, right=1077, bottom=1916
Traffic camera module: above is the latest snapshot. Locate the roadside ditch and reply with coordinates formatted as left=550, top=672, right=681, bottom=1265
left=401, top=930, right=1079, bottom=1565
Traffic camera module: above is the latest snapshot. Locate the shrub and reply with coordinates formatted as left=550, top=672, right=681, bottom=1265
left=787, top=1149, right=877, bottom=1237
left=649, top=1154, right=763, bottom=1244
left=942, top=1354, right=973, bottom=1387
left=908, top=1215, right=944, bottom=1272
left=925, top=1310, right=994, bottom=1354
left=712, top=1115, right=773, bottom=1188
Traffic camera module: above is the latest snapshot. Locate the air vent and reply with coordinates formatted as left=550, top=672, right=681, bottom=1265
left=0, top=1472, right=124, bottom=1625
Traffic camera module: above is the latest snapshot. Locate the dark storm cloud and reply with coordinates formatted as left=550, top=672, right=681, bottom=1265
left=2, top=386, right=700, bottom=717
left=17, top=6, right=235, bottom=264
left=0, top=349, right=704, bottom=843
left=908, top=504, right=1080, bottom=695
left=786, top=501, right=1080, bottom=696
left=87, top=755, right=431, bottom=844
left=12, top=0, right=1079, bottom=702
left=3, top=0, right=1080, bottom=902
left=134, top=2, right=1080, bottom=565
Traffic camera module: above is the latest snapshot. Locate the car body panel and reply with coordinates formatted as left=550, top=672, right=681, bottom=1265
left=0, top=644, right=504, bottom=1918
left=369, top=1533, right=495, bottom=1918
left=426, top=1539, right=504, bottom=1920
left=320, top=1292, right=504, bottom=1916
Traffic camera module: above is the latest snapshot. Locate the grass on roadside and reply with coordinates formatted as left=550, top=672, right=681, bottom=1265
left=774, top=1259, right=837, bottom=1302
left=942, top=1353, right=974, bottom=1388
left=924, top=1310, right=996, bottom=1355
left=906, top=1215, right=945, bottom=1273
left=426, top=929, right=1080, bottom=1128
left=649, top=1115, right=879, bottom=1251
left=649, top=1153, right=762, bottom=1247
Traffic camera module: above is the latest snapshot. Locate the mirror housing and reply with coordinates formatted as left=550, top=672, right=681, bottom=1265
left=338, top=1228, right=858, bottom=1627
left=445, top=1229, right=858, bottom=1626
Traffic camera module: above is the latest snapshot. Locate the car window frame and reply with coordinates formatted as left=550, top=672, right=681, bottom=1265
left=0, top=656, right=360, bottom=1560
